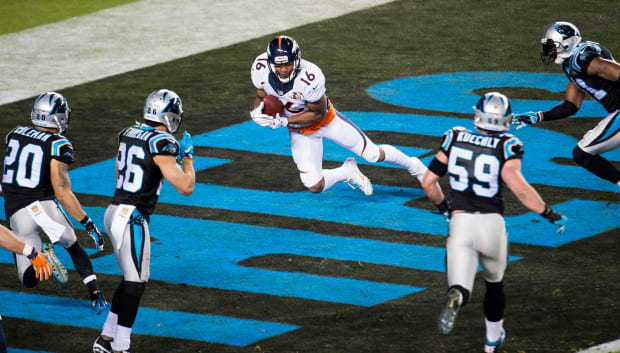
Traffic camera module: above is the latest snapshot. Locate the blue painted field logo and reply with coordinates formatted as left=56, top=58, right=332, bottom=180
left=0, top=72, right=617, bottom=347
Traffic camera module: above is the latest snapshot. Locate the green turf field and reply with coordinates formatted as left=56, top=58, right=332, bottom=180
left=0, top=0, right=138, bottom=35
left=0, top=1, right=618, bottom=352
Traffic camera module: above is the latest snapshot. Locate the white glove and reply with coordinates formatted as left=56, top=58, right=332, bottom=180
left=268, top=113, right=288, bottom=129
left=250, top=102, right=273, bottom=127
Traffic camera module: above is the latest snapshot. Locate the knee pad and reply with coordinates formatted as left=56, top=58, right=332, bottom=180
left=361, top=142, right=380, bottom=163
left=22, top=266, right=39, bottom=288
left=572, top=145, right=592, bottom=167
left=122, top=280, right=147, bottom=298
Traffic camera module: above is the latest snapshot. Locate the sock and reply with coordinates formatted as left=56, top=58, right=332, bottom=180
left=65, top=241, right=94, bottom=279
left=380, top=145, right=427, bottom=181
left=322, top=164, right=350, bottom=191
left=101, top=312, right=118, bottom=339
left=485, top=318, right=504, bottom=343
left=111, top=325, right=132, bottom=351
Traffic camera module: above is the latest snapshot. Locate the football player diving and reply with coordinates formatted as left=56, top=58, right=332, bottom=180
left=513, top=21, right=620, bottom=188
left=422, top=92, right=568, bottom=352
left=249, top=35, right=439, bottom=196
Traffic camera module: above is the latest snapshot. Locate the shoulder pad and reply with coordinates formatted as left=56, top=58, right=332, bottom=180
left=149, top=131, right=179, bottom=156
left=571, top=42, right=601, bottom=74
left=440, top=127, right=467, bottom=152
left=503, top=136, right=524, bottom=160
left=50, top=136, right=75, bottom=164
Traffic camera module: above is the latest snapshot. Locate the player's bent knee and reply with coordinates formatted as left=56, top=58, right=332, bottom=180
left=361, top=143, right=381, bottom=163
left=22, top=266, right=39, bottom=288
left=308, top=178, right=325, bottom=193
left=122, top=280, right=147, bottom=298
left=573, top=145, right=593, bottom=167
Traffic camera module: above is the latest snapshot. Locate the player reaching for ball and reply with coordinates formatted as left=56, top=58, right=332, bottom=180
left=250, top=35, right=439, bottom=196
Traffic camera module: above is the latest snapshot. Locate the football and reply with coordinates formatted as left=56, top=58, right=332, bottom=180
left=262, top=95, right=284, bottom=117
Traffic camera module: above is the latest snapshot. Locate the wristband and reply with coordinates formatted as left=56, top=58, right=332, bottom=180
left=80, top=215, right=92, bottom=226
left=22, top=244, right=34, bottom=258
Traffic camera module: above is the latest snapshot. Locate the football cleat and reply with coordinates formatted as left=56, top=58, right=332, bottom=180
left=484, top=329, right=506, bottom=352
left=43, top=244, right=68, bottom=284
left=93, top=335, right=112, bottom=353
left=90, top=290, right=109, bottom=314
left=342, top=158, right=373, bottom=196
left=438, top=288, right=461, bottom=335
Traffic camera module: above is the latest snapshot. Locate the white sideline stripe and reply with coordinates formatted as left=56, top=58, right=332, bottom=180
left=0, top=0, right=394, bottom=106
left=577, top=339, right=620, bottom=353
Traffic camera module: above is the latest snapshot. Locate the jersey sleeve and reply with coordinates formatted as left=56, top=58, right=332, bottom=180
left=251, top=53, right=270, bottom=90
left=570, top=43, right=602, bottom=74
left=439, top=126, right=466, bottom=154
left=149, top=133, right=179, bottom=157
left=50, top=137, right=75, bottom=164
left=502, top=135, right=524, bottom=161
left=302, top=62, right=326, bottom=103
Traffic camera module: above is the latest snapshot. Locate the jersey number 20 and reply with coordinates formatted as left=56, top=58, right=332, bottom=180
left=2, top=139, right=44, bottom=188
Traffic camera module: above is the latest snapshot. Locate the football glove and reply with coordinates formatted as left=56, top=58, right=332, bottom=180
left=540, top=204, right=568, bottom=234
left=179, top=130, right=194, bottom=160
left=431, top=199, right=451, bottom=222
left=23, top=244, right=52, bottom=281
left=250, top=102, right=273, bottom=127
left=512, top=111, right=543, bottom=129
left=268, top=113, right=288, bottom=130
left=90, top=290, right=109, bottom=314
left=80, top=216, right=104, bottom=251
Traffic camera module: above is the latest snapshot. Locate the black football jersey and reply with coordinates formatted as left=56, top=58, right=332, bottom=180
left=111, top=124, right=179, bottom=218
left=2, top=126, right=75, bottom=218
left=563, top=41, right=620, bottom=113
left=440, top=127, right=524, bottom=214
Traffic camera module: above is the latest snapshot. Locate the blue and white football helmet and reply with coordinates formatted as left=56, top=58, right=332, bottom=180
left=541, top=21, right=582, bottom=65
left=473, top=92, right=512, bottom=132
left=267, top=35, right=301, bottom=84
left=143, top=89, right=183, bottom=133
left=31, top=92, right=71, bottom=133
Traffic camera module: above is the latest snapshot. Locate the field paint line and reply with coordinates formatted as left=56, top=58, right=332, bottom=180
left=0, top=0, right=395, bottom=106
left=577, top=339, right=620, bottom=353
left=0, top=290, right=300, bottom=346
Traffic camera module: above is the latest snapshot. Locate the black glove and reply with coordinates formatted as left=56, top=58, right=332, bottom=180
left=81, top=216, right=104, bottom=251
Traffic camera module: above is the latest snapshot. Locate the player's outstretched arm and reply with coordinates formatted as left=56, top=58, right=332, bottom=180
left=155, top=154, right=195, bottom=196
left=421, top=151, right=450, bottom=218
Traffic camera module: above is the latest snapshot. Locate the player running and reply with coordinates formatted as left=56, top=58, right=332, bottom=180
left=93, top=89, right=195, bottom=353
left=422, top=92, right=567, bottom=352
left=513, top=21, right=620, bottom=187
left=2, top=92, right=107, bottom=313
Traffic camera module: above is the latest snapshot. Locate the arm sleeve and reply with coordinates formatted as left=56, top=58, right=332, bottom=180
left=541, top=100, right=579, bottom=121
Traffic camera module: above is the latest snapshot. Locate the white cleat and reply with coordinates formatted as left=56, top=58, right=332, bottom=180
left=342, top=158, right=373, bottom=196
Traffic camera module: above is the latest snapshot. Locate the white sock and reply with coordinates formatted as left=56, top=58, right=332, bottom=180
left=616, top=180, right=620, bottom=187
left=485, top=318, right=504, bottom=342
left=111, top=325, right=132, bottom=351
left=101, top=312, right=118, bottom=338
left=322, top=164, right=350, bottom=191
left=380, top=145, right=427, bottom=182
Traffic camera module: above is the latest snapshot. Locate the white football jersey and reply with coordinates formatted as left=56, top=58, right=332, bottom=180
left=251, top=53, right=327, bottom=127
